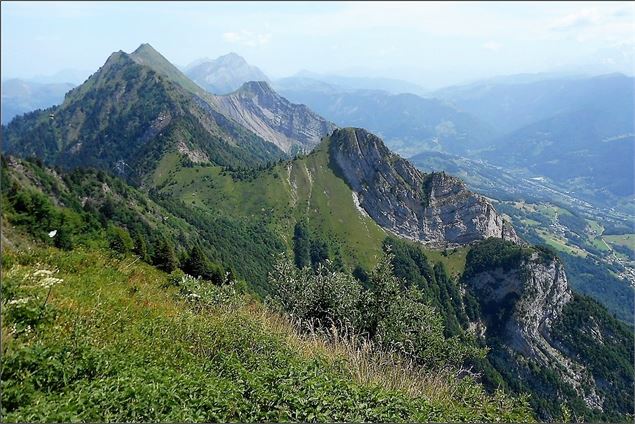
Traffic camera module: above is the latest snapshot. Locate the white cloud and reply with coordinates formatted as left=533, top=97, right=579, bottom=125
left=482, top=41, right=503, bottom=51
left=550, top=8, right=602, bottom=31
left=222, top=30, right=271, bottom=47
left=547, top=5, right=635, bottom=44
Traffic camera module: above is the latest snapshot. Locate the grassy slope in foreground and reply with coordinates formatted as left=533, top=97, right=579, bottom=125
left=0, top=238, right=533, bottom=422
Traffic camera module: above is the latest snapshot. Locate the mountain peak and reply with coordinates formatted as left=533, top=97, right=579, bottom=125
left=209, top=80, right=335, bottom=153
left=329, top=127, right=393, bottom=159
left=130, top=43, right=169, bottom=65
left=217, top=52, right=248, bottom=64
left=185, top=52, right=269, bottom=94
left=128, top=44, right=203, bottom=94
left=236, top=80, right=275, bottom=96
left=132, top=43, right=158, bottom=55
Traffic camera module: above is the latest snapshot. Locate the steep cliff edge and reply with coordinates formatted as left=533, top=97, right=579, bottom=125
left=328, top=128, right=519, bottom=246
left=462, top=239, right=633, bottom=420
left=465, top=248, right=596, bottom=397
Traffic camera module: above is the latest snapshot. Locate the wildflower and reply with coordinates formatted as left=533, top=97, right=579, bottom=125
left=8, top=298, right=29, bottom=306
left=33, top=269, right=55, bottom=277
left=40, top=277, right=64, bottom=289
left=48, top=230, right=57, bottom=238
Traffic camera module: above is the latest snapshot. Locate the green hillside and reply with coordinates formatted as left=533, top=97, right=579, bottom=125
left=3, top=136, right=633, bottom=421
left=2, top=43, right=632, bottom=423
left=3, top=45, right=284, bottom=183
left=154, top=138, right=389, bottom=272
left=0, top=158, right=534, bottom=422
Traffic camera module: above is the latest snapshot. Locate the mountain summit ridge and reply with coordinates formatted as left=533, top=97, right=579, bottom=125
left=208, top=80, right=336, bottom=153
left=2, top=44, right=284, bottom=181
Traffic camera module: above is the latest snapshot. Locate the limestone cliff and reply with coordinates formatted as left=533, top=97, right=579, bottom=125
left=464, top=243, right=605, bottom=415
left=209, top=81, right=336, bottom=153
left=328, top=128, right=519, bottom=246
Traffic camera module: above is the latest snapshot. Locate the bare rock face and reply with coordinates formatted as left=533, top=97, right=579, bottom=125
left=469, top=253, right=573, bottom=358
left=209, top=81, right=336, bottom=153
left=328, top=127, right=519, bottom=246
left=467, top=250, right=603, bottom=411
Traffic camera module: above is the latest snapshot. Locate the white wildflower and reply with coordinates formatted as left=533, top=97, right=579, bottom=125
left=40, top=277, right=64, bottom=289
left=48, top=230, right=57, bottom=238
left=8, top=298, right=29, bottom=306
left=33, top=269, right=55, bottom=277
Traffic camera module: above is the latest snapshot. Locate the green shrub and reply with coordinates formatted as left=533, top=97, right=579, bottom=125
left=269, top=255, right=362, bottom=329
left=152, top=236, right=179, bottom=272
left=53, top=226, right=74, bottom=250
left=464, top=238, right=530, bottom=278
left=182, top=244, right=225, bottom=284
left=269, top=252, right=482, bottom=369
left=177, top=274, right=244, bottom=310
left=106, top=225, right=134, bottom=254
left=363, top=253, right=483, bottom=368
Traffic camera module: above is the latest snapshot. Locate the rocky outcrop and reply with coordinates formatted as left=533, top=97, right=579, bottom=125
left=328, top=128, right=519, bottom=246
left=209, top=81, right=336, bottom=153
left=466, top=249, right=603, bottom=412
left=469, top=253, right=573, bottom=358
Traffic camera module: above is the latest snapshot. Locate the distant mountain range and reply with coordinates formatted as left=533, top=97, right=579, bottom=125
left=4, top=52, right=633, bottom=208
left=1, top=79, right=75, bottom=124
left=288, top=70, right=429, bottom=96
left=185, top=52, right=270, bottom=94
left=275, top=78, right=494, bottom=157
left=433, top=73, right=635, bottom=203
left=433, top=73, right=634, bottom=134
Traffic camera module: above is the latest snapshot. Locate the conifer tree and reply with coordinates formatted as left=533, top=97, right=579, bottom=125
left=183, top=244, right=210, bottom=279
left=153, top=236, right=178, bottom=272
left=292, top=221, right=311, bottom=269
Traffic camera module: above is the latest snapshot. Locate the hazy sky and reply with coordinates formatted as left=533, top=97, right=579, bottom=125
left=2, top=1, right=634, bottom=88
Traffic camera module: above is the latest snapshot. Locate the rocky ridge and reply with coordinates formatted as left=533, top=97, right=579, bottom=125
left=2, top=45, right=284, bottom=180
left=328, top=128, right=519, bottom=246
left=209, top=81, right=336, bottom=153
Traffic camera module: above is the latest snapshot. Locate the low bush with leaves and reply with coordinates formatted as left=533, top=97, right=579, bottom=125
left=268, top=253, right=484, bottom=370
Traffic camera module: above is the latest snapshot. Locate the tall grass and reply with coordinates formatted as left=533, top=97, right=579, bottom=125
left=243, top=304, right=459, bottom=400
